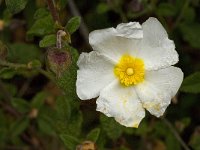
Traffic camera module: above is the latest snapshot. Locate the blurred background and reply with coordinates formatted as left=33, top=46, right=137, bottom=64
left=0, top=0, right=200, bottom=150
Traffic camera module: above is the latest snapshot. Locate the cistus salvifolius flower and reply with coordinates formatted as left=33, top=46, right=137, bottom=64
left=76, top=17, right=183, bottom=127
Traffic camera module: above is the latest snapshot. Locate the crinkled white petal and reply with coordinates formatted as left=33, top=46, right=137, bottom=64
left=136, top=17, right=178, bottom=70
left=116, top=22, right=143, bottom=38
left=135, top=66, right=183, bottom=117
left=76, top=51, right=115, bottom=100
left=89, top=27, right=141, bottom=63
left=96, top=80, right=145, bottom=127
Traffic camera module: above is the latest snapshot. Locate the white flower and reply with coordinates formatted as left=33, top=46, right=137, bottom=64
left=76, top=17, right=183, bottom=128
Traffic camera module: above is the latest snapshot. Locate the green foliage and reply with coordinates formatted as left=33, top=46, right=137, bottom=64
left=100, top=115, right=123, bottom=140
left=60, top=134, right=80, bottom=150
left=11, top=98, right=30, bottom=113
left=7, top=43, right=42, bottom=63
left=156, top=3, right=177, bottom=17
left=39, top=34, right=56, bottom=48
left=65, top=16, right=81, bottom=34
left=86, top=128, right=101, bottom=142
left=5, top=0, right=28, bottom=14
left=181, top=72, right=200, bottom=93
left=10, top=117, right=29, bottom=137
left=27, top=15, right=55, bottom=37
left=0, top=68, right=16, bottom=79
left=179, top=23, right=200, bottom=49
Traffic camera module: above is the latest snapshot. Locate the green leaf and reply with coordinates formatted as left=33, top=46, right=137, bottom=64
left=97, top=3, right=110, bottom=14
left=86, top=128, right=101, bottom=142
left=0, top=68, right=16, bottom=79
left=11, top=98, right=30, bottom=113
left=5, top=0, right=28, bottom=14
left=60, top=134, right=80, bottom=150
left=27, top=15, right=55, bottom=37
left=56, top=95, right=71, bottom=121
left=31, top=92, right=48, bottom=109
left=65, top=16, right=81, bottom=34
left=180, top=72, right=200, bottom=93
left=166, top=133, right=181, bottom=150
left=37, top=113, right=56, bottom=136
left=10, top=117, right=29, bottom=137
left=156, top=3, right=177, bottom=16
left=34, top=8, right=49, bottom=19
left=100, top=114, right=122, bottom=140
left=39, top=34, right=56, bottom=48
left=8, top=43, right=42, bottom=63
left=179, top=23, right=200, bottom=49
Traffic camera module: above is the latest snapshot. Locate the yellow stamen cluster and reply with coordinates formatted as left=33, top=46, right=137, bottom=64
left=114, top=55, right=145, bottom=86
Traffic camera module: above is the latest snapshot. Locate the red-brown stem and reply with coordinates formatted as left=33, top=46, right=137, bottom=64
left=46, top=0, right=60, bottom=23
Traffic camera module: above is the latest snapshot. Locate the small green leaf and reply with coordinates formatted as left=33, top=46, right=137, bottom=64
left=27, top=15, right=55, bottom=37
left=65, top=16, right=81, bottom=34
left=60, top=134, right=80, bottom=150
left=34, top=8, right=49, bottom=19
left=180, top=72, right=200, bottom=93
left=10, top=117, right=29, bottom=137
left=0, top=68, right=16, bottom=79
left=100, top=114, right=122, bottom=140
left=39, top=34, right=56, bottom=48
left=97, top=3, right=110, bottom=14
left=86, top=128, right=101, bottom=142
left=8, top=43, right=42, bottom=63
left=5, top=0, right=28, bottom=14
left=56, top=95, right=71, bottom=121
left=11, top=98, right=30, bottom=113
left=37, top=114, right=55, bottom=136
left=31, top=92, right=48, bottom=109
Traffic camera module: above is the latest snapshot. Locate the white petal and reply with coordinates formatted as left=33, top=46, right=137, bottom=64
left=116, top=22, right=143, bottom=38
left=135, top=66, right=183, bottom=117
left=96, top=80, right=145, bottom=127
left=76, top=51, right=115, bottom=100
left=137, top=17, right=178, bottom=70
left=89, top=26, right=141, bottom=63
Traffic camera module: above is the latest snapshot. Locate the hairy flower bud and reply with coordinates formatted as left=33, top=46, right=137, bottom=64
left=47, top=48, right=72, bottom=77
left=0, top=20, right=4, bottom=31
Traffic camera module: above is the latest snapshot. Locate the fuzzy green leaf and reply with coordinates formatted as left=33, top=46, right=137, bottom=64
left=31, top=92, right=48, bottom=109
left=60, top=134, right=80, bottom=150
left=10, top=117, right=29, bottom=137
left=100, top=115, right=122, bottom=140
left=39, top=34, right=56, bottom=48
left=5, top=0, right=28, bottom=14
left=180, top=72, right=200, bottom=93
left=65, top=16, right=81, bottom=34
left=86, top=128, right=101, bottom=142
left=27, top=15, right=55, bottom=37
left=8, top=43, right=42, bottom=63
left=11, top=98, right=30, bottom=113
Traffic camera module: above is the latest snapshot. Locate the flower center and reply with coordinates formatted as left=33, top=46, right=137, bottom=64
left=114, top=54, right=145, bottom=86
left=126, top=68, right=134, bottom=75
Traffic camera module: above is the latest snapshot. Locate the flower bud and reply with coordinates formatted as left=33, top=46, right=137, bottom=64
left=0, top=20, right=4, bottom=31
left=76, top=141, right=97, bottom=150
left=47, top=48, right=72, bottom=77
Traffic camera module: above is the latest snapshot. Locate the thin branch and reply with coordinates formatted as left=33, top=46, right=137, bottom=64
left=162, top=117, right=191, bottom=150
left=68, top=0, right=91, bottom=50
left=46, top=0, right=60, bottom=23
